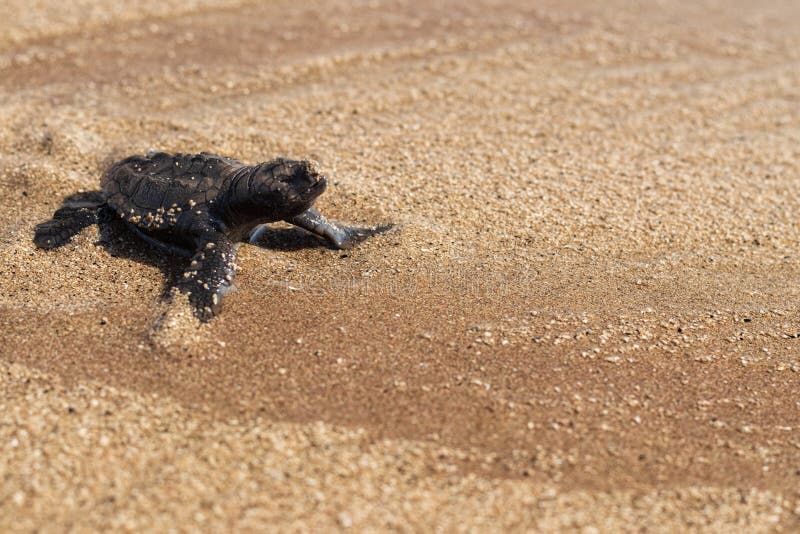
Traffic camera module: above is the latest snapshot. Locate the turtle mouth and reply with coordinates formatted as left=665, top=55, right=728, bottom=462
left=306, top=175, right=327, bottom=196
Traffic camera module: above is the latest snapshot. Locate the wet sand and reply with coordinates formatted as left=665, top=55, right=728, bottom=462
left=1, top=0, right=800, bottom=530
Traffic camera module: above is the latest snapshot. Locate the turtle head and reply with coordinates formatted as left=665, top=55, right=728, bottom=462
left=248, top=158, right=327, bottom=220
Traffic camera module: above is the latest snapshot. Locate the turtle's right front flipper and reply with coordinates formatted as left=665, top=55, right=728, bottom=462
left=34, top=192, right=108, bottom=249
left=288, top=208, right=351, bottom=249
left=177, top=230, right=238, bottom=321
left=288, top=208, right=393, bottom=249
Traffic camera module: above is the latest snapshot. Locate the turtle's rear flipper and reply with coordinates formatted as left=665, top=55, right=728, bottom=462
left=34, top=191, right=107, bottom=249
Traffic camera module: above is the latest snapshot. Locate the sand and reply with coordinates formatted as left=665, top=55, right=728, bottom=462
left=1, top=0, right=799, bottom=530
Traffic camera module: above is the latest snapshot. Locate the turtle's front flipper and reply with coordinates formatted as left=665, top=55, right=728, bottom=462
left=288, top=208, right=391, bottom=249
left=177, top=230, right=238, bottom=321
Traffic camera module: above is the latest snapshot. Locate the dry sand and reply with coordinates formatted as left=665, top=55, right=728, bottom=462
left=1, top=0, right=800, bottom=531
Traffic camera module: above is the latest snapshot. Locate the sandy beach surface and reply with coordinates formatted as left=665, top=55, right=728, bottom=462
left=2, top=0, right=800, bottom=530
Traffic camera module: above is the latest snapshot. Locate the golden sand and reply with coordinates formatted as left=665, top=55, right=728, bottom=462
left=1, top=0, right=800, bottom=530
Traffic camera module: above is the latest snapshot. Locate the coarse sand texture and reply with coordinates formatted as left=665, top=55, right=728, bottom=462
left=1, top=0, right=799, bottom=530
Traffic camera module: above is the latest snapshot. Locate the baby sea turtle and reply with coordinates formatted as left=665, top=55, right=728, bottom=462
left=35, top=151, right=387, bottom=320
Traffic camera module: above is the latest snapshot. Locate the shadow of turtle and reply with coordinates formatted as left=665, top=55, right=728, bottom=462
left=34, top=190, right=184, bottom=301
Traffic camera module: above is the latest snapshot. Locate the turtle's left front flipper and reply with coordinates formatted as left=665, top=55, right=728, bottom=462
left=288, top=208, right=392, bottom=249
left=177, top=230, right=238, bottom=321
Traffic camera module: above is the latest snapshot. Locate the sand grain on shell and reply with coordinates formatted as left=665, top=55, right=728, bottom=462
left=2, top=0, right=800, bottom=530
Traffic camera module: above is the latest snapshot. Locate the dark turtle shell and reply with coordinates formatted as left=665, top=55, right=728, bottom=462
left=101, top=152, right=242, bottom=230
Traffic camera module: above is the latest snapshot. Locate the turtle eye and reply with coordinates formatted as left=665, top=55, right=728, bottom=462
left=282, top=165, right=314, bottom=189
left=289, top=174, right=310, bottom=190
